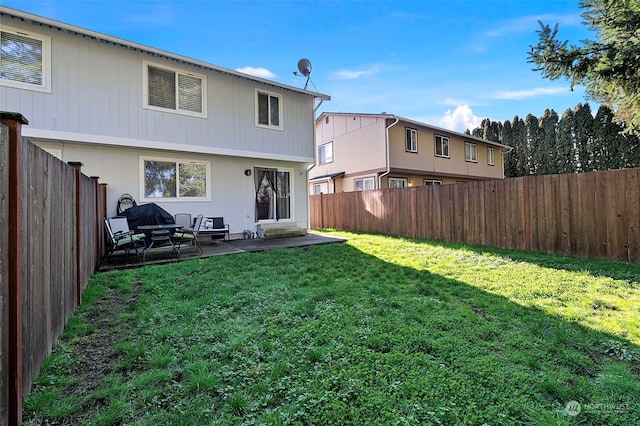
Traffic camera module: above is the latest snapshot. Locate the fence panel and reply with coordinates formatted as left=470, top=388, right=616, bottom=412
left=0, top=124, right=9, bottom=426
left=310, top=168, right=640, bottom=263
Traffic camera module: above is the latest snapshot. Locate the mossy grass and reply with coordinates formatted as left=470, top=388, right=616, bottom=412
left=23, top=231, right=640, bottom=425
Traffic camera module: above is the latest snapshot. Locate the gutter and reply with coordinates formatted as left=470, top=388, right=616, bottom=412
left=378, top=117, right=399, bottom=189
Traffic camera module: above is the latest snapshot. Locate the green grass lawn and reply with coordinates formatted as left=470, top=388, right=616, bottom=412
left=23, top=231, right=640, bottom=425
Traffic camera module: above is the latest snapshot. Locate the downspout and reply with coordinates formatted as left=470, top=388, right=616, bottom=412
left=306, top=99, right=325, bottom=229
left=379, top=116, right=399, bottom=189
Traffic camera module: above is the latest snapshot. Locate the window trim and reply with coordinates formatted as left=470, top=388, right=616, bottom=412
left=354, top=177, right=375, bottom=191
left=319, top=141, right=333, bottom=164
left=142, top=60, right=207, bottom=118
left=388, top=177, right=408, bottom=188
left=465, top=142, right=478, bottom=163
left=139, top=156, right=211, bottom=203
left=313, top=182, right=328, bottom=194
left=434, top=134, right=450, bottom=158
left=405, top=127, right=418, bottom=153
left=487, top=147, right=495, bottom=166
left=255, top=88, right=283, bottom=130
left=424, top=179, right=443, bottom=186
left=0, top=25, right=51, bottom=93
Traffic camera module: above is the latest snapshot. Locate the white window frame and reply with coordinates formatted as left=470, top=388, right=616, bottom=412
left=313, top=182, right=328, bottom=194
left=254, top=166, right=294, bottom=223
left=435, top=135, right=450, bottom=158
left=388, top=177, right=408, bottom=188
left=139, top=156, right=211, bottom=203
left=319, top=142, right=333, bottom=164
left=405, top=127, right=418, bottom=153
left=0, top=25, right=51, bottom=93
left=488, top=147, right=495, bottom=166
left=255, top=89, right=283, bottom=130
left=143, top=60, right=207, bottom=118
left=354, top=177, right=375, bottom=191
left=465, top=142, right=478, bottom=163
left=424, top=179, right=442, bottom=186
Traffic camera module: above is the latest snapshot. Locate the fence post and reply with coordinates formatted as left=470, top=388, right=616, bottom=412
left=68, top=162, right=84, bottom=305
left=1, top=112, right=29, bottom=426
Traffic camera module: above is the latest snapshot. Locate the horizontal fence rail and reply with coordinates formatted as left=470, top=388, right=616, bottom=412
left=310, top=168, right=640, bottom=263
left=1, top=113, right=107, bottom=424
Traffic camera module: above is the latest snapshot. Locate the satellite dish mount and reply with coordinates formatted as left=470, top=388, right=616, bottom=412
left=293, top=58, right=317, bottom=91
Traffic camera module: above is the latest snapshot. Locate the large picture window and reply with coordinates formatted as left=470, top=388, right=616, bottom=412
left=0, top=26, right=51, bottom=92
left=256, top=89, right=282, bottom=130
left=143, top=61, right=206, bottom=117
left=141, top=158, right=210, bottom=201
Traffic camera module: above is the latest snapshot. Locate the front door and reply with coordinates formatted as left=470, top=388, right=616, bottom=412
left=255, top=167, right=291, bottom=222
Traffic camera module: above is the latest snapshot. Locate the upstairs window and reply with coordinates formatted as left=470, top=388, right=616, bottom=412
left=435, top=135, right=450, bottom=158
left=465, top=142, right=478, bottom=162
left=144, top=61, right=206, bottom=117
left=0, top=26, right=51, bottom=92
left=319, top=142, right=333, bottom=164
left=256, top=89, right=282, bottom=130
left=488, top=147, right=495, bottom=165
left=405, top=127, right=418, bottom=152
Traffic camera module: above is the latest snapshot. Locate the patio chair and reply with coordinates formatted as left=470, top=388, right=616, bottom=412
left=104, top=216, right=145, bottom=261
left=173, top=214, right=203, bottom=255
left=174, top=213, right=192, bottom=229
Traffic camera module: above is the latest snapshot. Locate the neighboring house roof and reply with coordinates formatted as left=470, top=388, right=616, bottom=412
left=318, top=112, right=511, bottom=150
left=310, top=171, right=345, bottom=181
left=0, top=6, right=330, bottom=102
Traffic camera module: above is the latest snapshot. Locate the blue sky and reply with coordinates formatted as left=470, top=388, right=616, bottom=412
left=4, top=0, right=594, bottom=132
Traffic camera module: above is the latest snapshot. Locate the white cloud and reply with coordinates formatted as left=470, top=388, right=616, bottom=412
left=496, top=87, right=567, bottom=100
left=484, top=13, right=581, bottom=37
left=438, top=105, right=481, bottom=133
left=333, top=66, right=379, bottom=80
left=235, top=67, right=276, bottom=79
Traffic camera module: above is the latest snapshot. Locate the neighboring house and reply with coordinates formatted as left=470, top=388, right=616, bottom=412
left=0, top=6, right=329, bottom=236
left=311, top=112, right=511, bottom=194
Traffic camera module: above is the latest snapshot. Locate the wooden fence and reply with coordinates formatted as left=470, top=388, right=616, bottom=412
left=310, top=168, right=640, bottom=263
left=1, top=113, right=107, bottom=425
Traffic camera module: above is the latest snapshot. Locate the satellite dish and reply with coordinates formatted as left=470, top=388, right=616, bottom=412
left=297, top=58, right=312, bottom=77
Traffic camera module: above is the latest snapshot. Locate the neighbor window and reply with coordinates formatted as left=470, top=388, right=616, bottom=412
left=435, top=135, right=450, bottom=157
left=0, top=26, right=51, bottom=92
left=405, top=127, right=418, bottom=152
left=424, top=179, right=442, bottom=186
left=354, top=177, right=375, bottom=191
left=465, top=142, right=478, bottom=162
left=314, top=182, right=328, bottom=194
left=256, top=89, right=282, bottom=129
left=488, top=147, right=495, bottom=165
left=144, top=61, right=206, bottom=117
left=141, top=158, right=210, bottom=201
left=319, top=142, right=333, bottom=164
left=388, top=177, right=407, bottom=188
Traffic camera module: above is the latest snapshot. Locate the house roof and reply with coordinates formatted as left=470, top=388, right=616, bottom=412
left=0, top=6, right=331, bottom=102
left=317, top=112, right=511, bottom=150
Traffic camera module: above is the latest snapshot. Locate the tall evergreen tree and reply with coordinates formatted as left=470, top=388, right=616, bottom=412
left=574, top=103, right=594, bottom=171
left=502, top=120, right=518, bottom=177
left=538, top=109, right=560, bottom=174
left=557, top=108, right=577, bottom=173
left=525, top=114, right=544, bottom=174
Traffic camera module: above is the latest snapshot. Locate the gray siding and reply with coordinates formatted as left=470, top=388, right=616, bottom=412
left=0, top=15, right=316, bottom=160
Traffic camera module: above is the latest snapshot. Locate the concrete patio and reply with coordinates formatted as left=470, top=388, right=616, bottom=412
left=98, top=231, right=347, bottom=271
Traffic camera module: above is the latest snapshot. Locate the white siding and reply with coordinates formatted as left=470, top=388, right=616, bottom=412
left=0, top=16, right=316, bottom=161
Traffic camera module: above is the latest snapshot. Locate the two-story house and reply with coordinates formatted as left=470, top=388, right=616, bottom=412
left=311, top=112, right=510, bottom=193
left=0, top=6, right=330, bottom=236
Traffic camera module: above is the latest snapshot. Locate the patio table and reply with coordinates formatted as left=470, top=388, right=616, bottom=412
left=138, top=224, right=183, bottom=261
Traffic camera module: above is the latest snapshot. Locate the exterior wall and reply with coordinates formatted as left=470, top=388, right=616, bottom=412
left=32, top=140, right=309, bottom=233
left=0, top=15, right=316, bottom=162
left=312, top=114, right=388, bottom=192
left=388, top=123, right=504, bottom=180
